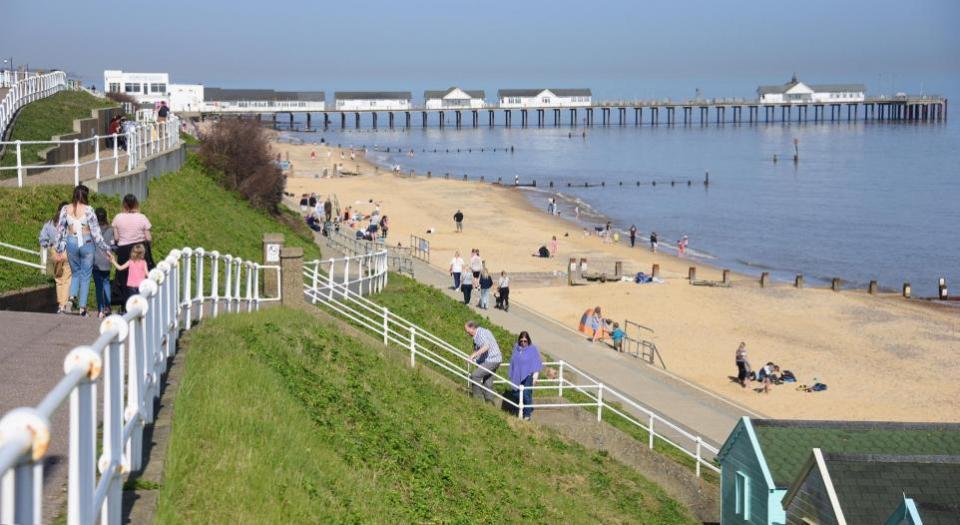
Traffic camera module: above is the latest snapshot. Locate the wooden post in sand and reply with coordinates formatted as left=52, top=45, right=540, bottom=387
left=722, top=269, right=730, bottom=284
left=568, top=258, right=577, bottom=286
left=760, top=272, right=770, bottom=288
left=831, top=278, right=842, bottom=291
left=652, top=264, right=660, bottom=278
left=868, top=280, right=878, bottom=294
left=902, top=282, right=911, bottom=298
left=688, top=267, right=696, bottom=283
left=795, top=274, right=804, bottom=288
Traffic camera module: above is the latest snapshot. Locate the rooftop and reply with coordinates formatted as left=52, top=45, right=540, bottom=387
left=752, top=419, right=960, bottom=487
left=204, top=88, right=325, bottom=102
left=786, top=453, right=960, bottom=524
left=497, top=88, right=592, bottom=97
left=335, top=91, right=412, bottom=100
left=757, top=77, right=865, bottom=95
left=424, top=87, right=485, bottom=99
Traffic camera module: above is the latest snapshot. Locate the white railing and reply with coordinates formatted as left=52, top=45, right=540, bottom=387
left=0, top=241, right=47, bottom=272
left=302, top=260, right=720, bottom=477
left=304, top=250, right=390, bottom=301
left=1, top=116, right=181, bottom=187
left=0, top=246, right=279, bottom=525
left=1, top=71, right=68, bottom=136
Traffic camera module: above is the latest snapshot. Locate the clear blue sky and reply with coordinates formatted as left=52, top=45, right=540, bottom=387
left=5, top=0, right=959, bottom=99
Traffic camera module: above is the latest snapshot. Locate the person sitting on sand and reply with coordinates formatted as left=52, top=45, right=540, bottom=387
left=532, top=246, right=550, bottom=258
left=757, top=362, right=781, bottom=394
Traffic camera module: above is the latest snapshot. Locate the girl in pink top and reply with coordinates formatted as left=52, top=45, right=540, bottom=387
left=109, top=244, right=148, bottom=296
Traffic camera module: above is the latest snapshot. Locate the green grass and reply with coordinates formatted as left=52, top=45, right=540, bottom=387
left=1, top=91, right=117, bottom=170
left=0, top=154, right=320, bottom=294
left=157, top=308, right=695, bottom=524
left=372, top=273, right=720, bottom=484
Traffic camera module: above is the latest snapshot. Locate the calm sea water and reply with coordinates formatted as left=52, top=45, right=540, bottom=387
left=288, top=83, right=959, bottom=297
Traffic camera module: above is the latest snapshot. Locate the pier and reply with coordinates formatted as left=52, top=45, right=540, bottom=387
left=183, top=95, right=947, bottom=130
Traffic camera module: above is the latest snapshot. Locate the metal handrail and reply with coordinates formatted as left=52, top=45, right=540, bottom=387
left=0, top=246, right=276, bottom=525
left=0, top=71, right=68, bottom=136
left=1, top=116, right=182, bottom=188
left=304, top=263, right=720, bottom=476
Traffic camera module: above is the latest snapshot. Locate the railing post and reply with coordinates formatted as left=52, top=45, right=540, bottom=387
left=695, top=437, right=702, bottom=478
left=125, top=295, right=147, bottom=472
left=252, top=264, right=260, bottom=311
left=382, top=306, right=389, bottom=345
left=73, top=139, right=80, bottom=186
left=39, top=246, right=48, bottom=275
left=210, top=252, right=220, bottom=317
left=518, top=384, right=525, bottom=419
left=223, top=255, right=233, bottom=312
left=648, top=415, right=655, bottom=449
left=233, top=259, right=243, bottom=313
left=15, top=140, right=23, bottom=187
left=195, top=249, right=205, bottom=321
left=94, top=136, right=101, bottom=180
left=409, top=325, right=416, bottom=367
left=112, top=134, right=119, bottom=176
left=66, top=353, right=98, bottom=525
left=245, top=262, right=253, bottom=311
left=342, top=258, right=350, bottom=299
left=327, top=259, right=335, bottom=301
left=596, top=383, right=604, bottom=422
left=182, top=249, right=193, bottom=329
left=311, top=262, right=319, bottom=304
left=100, top=317, right=126, bottom=525
left=558, top=361, right=564, bottom=398
left=1, top=452, right=41, bottom=525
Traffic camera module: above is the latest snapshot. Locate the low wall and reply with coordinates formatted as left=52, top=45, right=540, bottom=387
left=0, top=284, right=57, bottom=313
left=39, top=106, right=123, bottom=165
left=92, top=144, right=186, bottom=201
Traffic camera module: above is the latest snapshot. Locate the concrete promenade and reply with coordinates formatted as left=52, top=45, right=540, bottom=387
left=316, top=235, right=757, bottom=450
left=0, top=311, right=101, bottom=522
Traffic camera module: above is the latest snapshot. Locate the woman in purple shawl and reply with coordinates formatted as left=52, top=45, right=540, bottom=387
left=509, top=331, right=543, bottom=420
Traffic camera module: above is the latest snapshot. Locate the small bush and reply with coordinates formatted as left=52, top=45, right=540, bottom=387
left=105, top=92, right=137, bottom=105
left=198, top=119, right=283, bottom=211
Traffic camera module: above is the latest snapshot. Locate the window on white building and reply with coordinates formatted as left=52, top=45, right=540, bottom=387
left=542, top=97, right=551, bottom=104
left=508, top=97, right=521, bottom=104
left=108, top=83, right=120, bottom=93
left=124, top=83, right=141, bottom=93
left=150, top=83, right=167, bottom=93
left=735, top=471, right=750, bottom=520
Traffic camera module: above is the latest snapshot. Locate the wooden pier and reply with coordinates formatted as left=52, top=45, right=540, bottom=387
left=185, top=95, right=947, bottom=129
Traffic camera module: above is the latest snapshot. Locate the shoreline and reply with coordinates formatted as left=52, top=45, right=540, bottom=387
left=275, top=138, right=960, bottom=423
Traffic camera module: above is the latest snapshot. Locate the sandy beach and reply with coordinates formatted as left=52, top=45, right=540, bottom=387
left=276, top=139, right=960, bottom=423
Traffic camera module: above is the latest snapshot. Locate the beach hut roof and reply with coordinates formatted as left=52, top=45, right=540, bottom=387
left=424, top=87, right=485, bottom=99
left=335, top=91, right=412, bottom=100
left=204, top=88, right=325, bottom=101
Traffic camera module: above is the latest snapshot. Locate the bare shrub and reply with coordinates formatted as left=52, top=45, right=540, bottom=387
left=105, top=92, right=137, bottom=105
left=198, top=119, right=283, bottom=211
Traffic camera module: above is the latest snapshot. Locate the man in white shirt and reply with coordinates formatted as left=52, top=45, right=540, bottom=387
left=449, top=251, right=464, bottom=290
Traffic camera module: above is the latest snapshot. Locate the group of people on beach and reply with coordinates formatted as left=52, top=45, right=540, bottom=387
left=39, top=186, right=155, bottom=318
left=299, top=193, right=389, bottom=242
left=578, top=306, right=625, bottom=351
left=734, top=342, right=804, bottom=394
left=449, top=249, right=510, bottom=311
left=464, top=321, right=543, bottom=420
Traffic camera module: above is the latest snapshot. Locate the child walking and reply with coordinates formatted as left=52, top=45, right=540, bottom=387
left=93, top=208, right=116, bottom=318
left=108, top=243, right=148, bottom=300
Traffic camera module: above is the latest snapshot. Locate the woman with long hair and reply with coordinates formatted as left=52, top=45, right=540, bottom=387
left=54, top=186, right=111, bottom=317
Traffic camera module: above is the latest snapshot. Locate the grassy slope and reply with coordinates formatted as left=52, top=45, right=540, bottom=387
left=1, top=90, right=117, bottom=170
left=157, top=308, right=694, bottom=524
left=0, top=155, right=320, bottom=294
left=373, top=273, right=720, bottom=483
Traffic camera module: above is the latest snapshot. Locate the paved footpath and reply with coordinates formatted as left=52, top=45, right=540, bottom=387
left=317, top=237, right=761, bottom=451
left=0, top=310, right=101, bottom=523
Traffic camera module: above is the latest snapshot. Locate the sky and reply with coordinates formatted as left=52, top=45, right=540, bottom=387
left=4, top=0, right=960, bottom=100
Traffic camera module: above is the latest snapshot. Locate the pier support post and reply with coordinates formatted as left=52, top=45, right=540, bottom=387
left=354, top=112, right=360, bottom=129
left=760, top=272, right=770, bottom=288
left=372, top=112, right=378, bottom=129
left=406, top=111, right=411, bottom=128
left=489, top=110, right=494, bottom=127
left=306, top=113, right=311, bottom=128
left=389, top=112, right=394, bottom=128
left=795, top=274, right=804, bottom=288
left=439, top=111, right=445, bottom=128
left=340, top=113, right=346, bottom=128
left=422, top=111, right=428, bottom=128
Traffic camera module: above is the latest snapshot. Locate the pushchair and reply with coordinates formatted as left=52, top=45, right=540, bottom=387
left=495, top=288, right=509, bottom=312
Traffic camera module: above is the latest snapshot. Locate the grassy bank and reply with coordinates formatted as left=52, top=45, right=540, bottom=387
left=157, top=308, right=695, bottom=524
left=1, top=90, right=117, bottom=170
left=371, top=272, right=720, bottom=483
left=0, top=155, right=320, bottom=294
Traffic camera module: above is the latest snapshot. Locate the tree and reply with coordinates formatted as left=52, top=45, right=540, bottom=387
left=198, top=119, right=284, bottom=211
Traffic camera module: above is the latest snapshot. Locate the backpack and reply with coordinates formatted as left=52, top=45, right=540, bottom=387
left=538, top=246, right=550, bottom=258
left=810, top=383, right=827, bottom=392
left=781, top=370, right=797, bottom=382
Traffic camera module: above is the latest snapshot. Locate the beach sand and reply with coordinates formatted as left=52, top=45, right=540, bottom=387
left=276, top=140, right=960, bottom=422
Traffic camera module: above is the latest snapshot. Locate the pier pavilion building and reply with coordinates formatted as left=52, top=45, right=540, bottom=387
left=334, top=91, right=412, bottom=111
left=497, top=88, right=592, bottom=108
left=424, top=87, right=486, bottom=109
left=758, top=76, right=865, bottom=104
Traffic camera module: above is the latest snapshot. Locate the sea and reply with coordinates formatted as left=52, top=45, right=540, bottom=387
left=284, top=77, right=960, bottom=297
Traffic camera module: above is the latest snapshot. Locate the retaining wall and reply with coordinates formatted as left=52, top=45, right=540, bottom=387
left=39, top=106, right=124, bottom=165
left=92, top=144, right=186, bottom=201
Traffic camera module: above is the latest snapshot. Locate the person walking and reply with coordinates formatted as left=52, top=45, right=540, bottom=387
left=509, top=331, right=542, bottom=420
left=460, top=275, right=474, bottom=305
left=496, top=271, right=510, bottom=311
left=650, top=231, right=658, bottom=252
left=453, top=209, right=464, bottom=232
left=323, top=198, right=333, bottom=221
left=735, top=342, right=752, bottom=389
left=92, top=208, right=116, bottom=318
left=112, top=194, right=154, bottom=307
left=107, top=244, right=148, bottom=299
left=156, top=101, right=170, bottom=123
left=464, top=321, right=503, bottom=404
left=449, top=251, right=464, bottom=290
left=469, top=249, right=482, bottom=284
left=54, top=186, right=111, bottom=317
left=629, top=225, right=637, bottom=247
left=379, top=215, right=389, bottom=240
left=40, top=201, right=72, bottom=313
left=478, top=268, right=493, bottom=309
